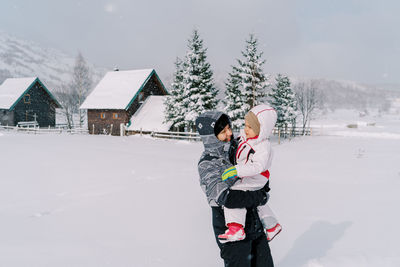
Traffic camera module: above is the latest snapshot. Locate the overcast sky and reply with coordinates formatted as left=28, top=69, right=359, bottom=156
left=1, top=0, right=399, bottom=84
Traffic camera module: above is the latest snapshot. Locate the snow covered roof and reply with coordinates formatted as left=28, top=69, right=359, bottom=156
left=0, top=77, right=60, bottom=110
left=127, top=95, right=173, bottom=132
left=80, top=69, right=160, bottom=110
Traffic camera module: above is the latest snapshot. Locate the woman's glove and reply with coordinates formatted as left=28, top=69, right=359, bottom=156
left=221, top=166, right=238, bottom=181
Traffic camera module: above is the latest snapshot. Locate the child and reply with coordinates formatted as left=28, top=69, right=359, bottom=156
left=218, top=104, right=282, bottom=242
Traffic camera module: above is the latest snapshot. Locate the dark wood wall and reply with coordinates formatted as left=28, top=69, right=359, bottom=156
left=11, top=81, right=58, bottom=127
left=88, top=110, right=128, bottom=135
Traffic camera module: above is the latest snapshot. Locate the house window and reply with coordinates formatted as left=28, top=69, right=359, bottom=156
left=24, top=94, right=31, bottom=104
left=100, top=113, right=106, bottom=119
left=113, top=113, right=119, bottom=119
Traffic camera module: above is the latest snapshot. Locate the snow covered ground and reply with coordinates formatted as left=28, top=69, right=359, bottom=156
left=1, top=109, right=399, bottom=266
left=310, top=108, right=400, bottom=139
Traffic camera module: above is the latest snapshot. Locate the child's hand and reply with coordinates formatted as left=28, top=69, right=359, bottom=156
left=221, top=166, right=238, bottom=181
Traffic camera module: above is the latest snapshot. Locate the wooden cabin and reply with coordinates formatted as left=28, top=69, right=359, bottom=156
left=0, top=77, right=61, bottom=127
left=80, top=69, right=168, bottom=135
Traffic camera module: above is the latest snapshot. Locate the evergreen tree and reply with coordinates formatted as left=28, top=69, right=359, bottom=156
left=269, top=74, right=297, bottom=131
left=237, top=34, right=268, bottom=109
left=181, top=29, right=218, bottom=130
left=224, top=65, right=246, bottom=130
left=164, top=57, right=186, bottom=131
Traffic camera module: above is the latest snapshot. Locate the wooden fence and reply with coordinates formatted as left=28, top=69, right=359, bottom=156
left=125, top=126, right=313, bottom=142
left=126, top=129, right=201, bottom=141
left=272, top=126, right=313, bottom=137
left=0, top=125, right=88, bottom=134
left=1, top=124, right=313, bottom=141
left=272, top=127, right=313, bottom=144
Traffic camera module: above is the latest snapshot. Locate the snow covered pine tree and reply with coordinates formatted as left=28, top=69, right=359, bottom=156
left=225, top=33, right=269, bottom=130
left=181, top=29, right=218, bottom=131
left=164, top=57, right=186, bottom=131
left=224, top=65, right=246, bottom=130
left=236, top=34, right=269, bottom=110
left=269, top=74, right=297, bottom=136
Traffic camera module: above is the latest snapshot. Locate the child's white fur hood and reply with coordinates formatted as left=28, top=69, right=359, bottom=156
left=248, top=104, right=277, bottom=142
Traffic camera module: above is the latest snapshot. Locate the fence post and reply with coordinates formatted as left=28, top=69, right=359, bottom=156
left=284, top=125, right=287, bottom=140
left=120, top=123, right=125, bottom=136
left=278, top=129, right=281, bottom=145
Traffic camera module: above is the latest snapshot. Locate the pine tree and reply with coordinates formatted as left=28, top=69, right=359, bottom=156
left=181, top=29, right=218, bottom=130
left=269, top=74, right=297, bottom=133
left=224, top=65, right=247, bottom=130
left=164, top=57, right=186, bottom=131
left=237, top=34, right=268, bottom=109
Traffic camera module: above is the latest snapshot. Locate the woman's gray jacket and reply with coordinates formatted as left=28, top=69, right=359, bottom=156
left=196, top=111, right=269, bottom=208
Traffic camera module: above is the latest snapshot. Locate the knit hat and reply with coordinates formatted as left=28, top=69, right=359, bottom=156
left=213, top=114, right=231, bottom=136
left=245, top=111, right=260, bottom=136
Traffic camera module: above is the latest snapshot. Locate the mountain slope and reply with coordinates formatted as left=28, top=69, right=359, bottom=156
left=0, top=31, right=105, bottom=90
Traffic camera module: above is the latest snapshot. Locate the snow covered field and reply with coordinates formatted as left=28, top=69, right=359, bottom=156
left=1, top=110, right=399, bottom=266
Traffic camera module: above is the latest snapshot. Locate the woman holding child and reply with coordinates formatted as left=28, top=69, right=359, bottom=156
left=196, top=104, right=279, bottom=266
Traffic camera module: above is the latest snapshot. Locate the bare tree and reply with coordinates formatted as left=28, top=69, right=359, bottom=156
left=54, top=83, right=78, bottom=129
left=53, top=53, right=92, bottom=129
left=294, top=81, right=321, bottom=134
left=70, top=52, right=92, bottom=128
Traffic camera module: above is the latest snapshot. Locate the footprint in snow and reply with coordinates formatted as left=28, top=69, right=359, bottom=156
left=31, top=211, right=52, bottom=218
left=55, top=192, right=68, bottom=197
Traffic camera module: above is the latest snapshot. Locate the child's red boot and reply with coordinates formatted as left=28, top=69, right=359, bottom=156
left=218, top=223, right=246, bottom=243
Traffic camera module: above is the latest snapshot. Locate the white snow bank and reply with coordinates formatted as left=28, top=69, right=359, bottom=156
left=1, top=125, right=400, bottom=266
left=127, top=95, right=172, bottom=132
left=310, top=109, right=400, bottom=138
left=329, top=131, right=400, bottom=139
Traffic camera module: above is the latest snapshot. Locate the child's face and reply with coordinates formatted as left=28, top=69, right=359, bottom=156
left=244, top=120, right=257, bottom=139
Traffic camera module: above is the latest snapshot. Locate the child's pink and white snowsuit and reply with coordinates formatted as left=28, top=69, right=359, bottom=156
left=224, top=104, right=279, bottom=230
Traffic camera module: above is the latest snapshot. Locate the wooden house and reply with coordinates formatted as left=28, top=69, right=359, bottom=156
left=80, top=69, right=168, bottom=135
left=0, top=77, right=61, bottom=127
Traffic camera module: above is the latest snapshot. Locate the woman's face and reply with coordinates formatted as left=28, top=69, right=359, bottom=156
left=216, top=124, right=232, bottom=142
left=244, top=120, right=257, bottom=139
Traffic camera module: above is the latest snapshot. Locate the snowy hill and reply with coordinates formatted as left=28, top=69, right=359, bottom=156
left=0, top=110, right=399, bottom=266
left=207, top=72, right=399, bottom=112
left=292, top=77, right=397, bottom=111
left=0, top=31, right=106, bottom=90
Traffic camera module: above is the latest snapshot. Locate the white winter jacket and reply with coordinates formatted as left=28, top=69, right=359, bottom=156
left=235, top=104, right=277, bottom=179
